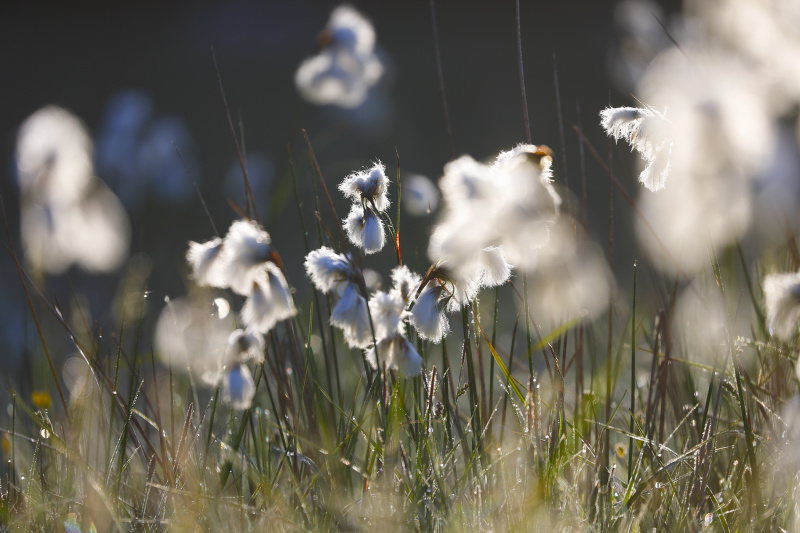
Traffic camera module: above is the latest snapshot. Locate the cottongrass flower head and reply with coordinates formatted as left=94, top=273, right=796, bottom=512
left=368, top=290, right=405, bottom=339
left=763, top=271, right=800, bottom=342
left=305, top=246, right=355, bottom=293
left=222, top=363, right=256, bottom=410
left=391, top=265, right=422, bottom=303
left=409, top=279, right=450, bottom=343
left=294, top=5, right=383, bottom=108
left=339, top=161, right=390, bottom=212
left=241, top=264, right=297, bottom=334
left=633, top=46, right=775, bottom=275
left=305, top=246, right=372, bottom=348
left=186, top=237, right=226, bottom=288
left=225, top=329, right=266, bottom=364
left=365, top=333, right=423, bottom=377
left=330, top=281, right=372, bottom=349
left=344, top=204, right=385, bottom=254
left=16, top=106, right=94, bottom=206
left=600, top=105, right=672, bottom=191
left=220, top=219, right=274, bottom=295
left=154, top=293, right=235, bottom=386
left=16, top=106, right=130, bottom=274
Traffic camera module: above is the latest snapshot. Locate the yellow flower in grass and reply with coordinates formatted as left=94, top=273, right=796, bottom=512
left=615, top=443, right=626, bottom=459
left=32, top=390, right=51, bottom=410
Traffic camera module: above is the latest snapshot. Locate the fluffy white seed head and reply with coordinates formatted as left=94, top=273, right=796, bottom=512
left=600, top=105, right=672, bottom=191
left=344, top=204, right=385, bottom=254
left=220, top=219, right=273, bottom=295
left=409, top=281, right=450, bottom=343
left=294, top=6, right=382, bottom=109
left=304, top=246, right=355, bottom=293
left=186, top=238, right=227, bottom=288
left=764, top=271, right=800, bottom=341
left=16, top=106, right=94, bottom=206
left=223, top=363, right=256, bottom=410
left=153, top=294, right=235, bottom=386
left=369, top=290, right=406, bottom=339
left=241, top=265, right=297, bottom=334
left=339, top=162, right=391, bottom=212
left=391, top=265, right=422, bottom=303
left=225, top=329, right=266, bottom=365
left=365, top=334, right=423, bottom=377
left=330, top=282, right=372, bottom=349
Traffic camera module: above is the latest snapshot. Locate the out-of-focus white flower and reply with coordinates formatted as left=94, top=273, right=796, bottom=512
left=222, top=363, right=256, bottom=410
left=365, top=333, right=423, bottom=377
left=16, top=106, right=94, bottom=206
left=339, top=162, right=390, bottom=212
left=154, top=294, right=235, bottom=386
left=688, top=0, right=800, bottom=113
left=344, top=204, right=385, bottom=253
left=526, top=239, right=611, bottom=324
left=241, top=264, right=297, bottom=334
left=369, top=290, right=405, bottom=339
left=429, top=147, right=560, bottom=279
left=16, top=107, right=131, bottom=275
left=219, top=219, right=273, bottom=295
left=634, top=46, right=775, bottom=274
left=186, top=238, right=226, bottom=288
left=331, top=281, right=372, bottom=348
left=403, top=174, right=440, bottom=216
left=764, top=271, right=800, bottom=342
left=295, top=5, right=383, bottom=109
left=21, top=181, right=130, bottom=275
left=225, top=329, right=266, bottom=364
left=391, top=265, right=422, bottom=303
left=600, top=105, right=672, bottom=191
left=409, top=280, right=450, bottom=343
left=305, top=246, right=356, bottom=293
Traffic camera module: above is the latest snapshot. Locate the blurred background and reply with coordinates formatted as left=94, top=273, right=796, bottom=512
left=0, top=0, right=682, bottom=388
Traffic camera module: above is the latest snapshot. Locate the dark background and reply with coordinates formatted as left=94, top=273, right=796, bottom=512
left=0, top=0, right=679, bottom=379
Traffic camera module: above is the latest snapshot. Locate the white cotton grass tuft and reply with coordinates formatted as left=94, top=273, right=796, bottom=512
left=16, top=107, right=131, bottom=275
left=225, top=329, right=266, bottom=364
left=600, top=105, right=672, bottom=191
left=632, top=46, right=775, bottom=275
left=365, top=334, right=423, bottom=377
left=16, top=106, right=94, bottom=206
left=409, top=280, right=450, bottom=343
left=368, top=290, right=405, bottom=339
left=330, top=282, right=372, bottom=348
left=344, top=204, right=385, bottom=253
left=294, top=5, right=383, bottom=109
left=240, top=264, right=297, bottom=334
left=153, top=293, right=235, bottom=386
left=428, top=146, right=560, bottom=290
left=222, top=363, right=256, bottom=410
left=220, top=219, right=273, bottom=295
left=391, top=265, right=422, bottom=303
left=304, top=246, right=354, bottom=293
left=186, top=238, right=227, bottom=288
left=763, top=271, right=800, bottom=342
left=339, top=162, right=391, bottom=212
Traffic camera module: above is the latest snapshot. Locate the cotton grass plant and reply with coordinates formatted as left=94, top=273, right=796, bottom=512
left=4, top=2, right=800, bottom=532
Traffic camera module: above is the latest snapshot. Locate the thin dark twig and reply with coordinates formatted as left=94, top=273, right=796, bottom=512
left=430, top=0, right=455, bottom=160
left=211, top=46, right=259, bottom=224
left=516, top=0, right=532, bottom=143
left=173, top=142, right=218, bottom=236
